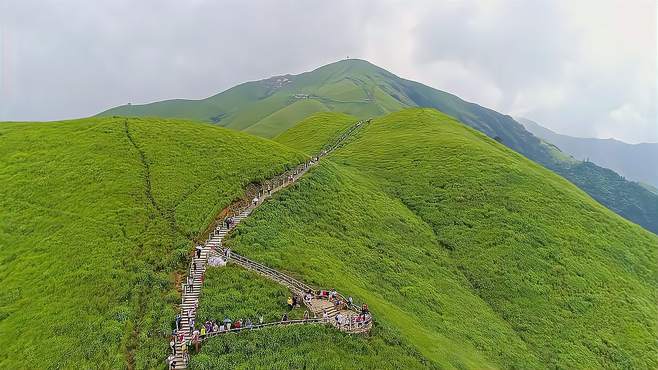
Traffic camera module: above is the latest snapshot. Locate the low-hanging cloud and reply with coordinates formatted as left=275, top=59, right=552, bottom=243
left=0, top=0, right=655, bottom=143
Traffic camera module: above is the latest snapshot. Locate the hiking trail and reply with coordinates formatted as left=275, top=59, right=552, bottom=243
left=169, top=120, right=372, bottom=369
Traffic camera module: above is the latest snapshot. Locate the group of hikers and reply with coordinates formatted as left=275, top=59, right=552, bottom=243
left=323, top=308, right=371, bottom=330
left=167, top=315, right=261, bottom=369
left=167, top=296, right=371, bottom=369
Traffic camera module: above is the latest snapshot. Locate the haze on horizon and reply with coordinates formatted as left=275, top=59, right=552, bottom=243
left=0, top=0, right=655, bottom=143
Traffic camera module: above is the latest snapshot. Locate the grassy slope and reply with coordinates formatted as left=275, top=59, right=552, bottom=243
left=98, top=60, right=407, bottom=137
left=0, top=117, right=304, bottom=369
left=192, top=325, right=430, bottom=370
left=274, top=112, right=358, bottom=155
left=98, top=60, right=658, bottom=235
left=193, top=266, right=431, bottom=369
left=196, top=265, right=306, bottom=324
left=222, top=109, right=658, bottom=368
left=244, top=99, right=330, bottom=138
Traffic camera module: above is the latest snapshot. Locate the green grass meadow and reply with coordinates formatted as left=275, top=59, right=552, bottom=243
left=100, top=59, right=658, bottom=235
left=0, top=117, right=303, bottom=368
left=1, top=108, right=656, bottom=369
left=193, top=265, right=434, bottom=369
left=218, top=109, right=658, bottom=368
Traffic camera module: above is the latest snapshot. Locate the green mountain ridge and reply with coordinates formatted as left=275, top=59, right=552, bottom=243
left=205, top=109, right=657, bottom=368
left=0, top=117, right=304, bottom=368
left=519, top=117, right=658, bottom=188
left=2, top=110, right=656, bottom=368
left=98, top=59, right=658, bottom=234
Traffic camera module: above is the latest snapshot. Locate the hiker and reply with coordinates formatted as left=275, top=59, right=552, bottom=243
left=186, top=275, right=193, bottom=292
left=219, top=323, right=225, bottom=332
left=181, top=339, right=188, bottom=355
left=259, top=315, right=264, bottom=325
left=281, top=313, right=288, bottom=322
left=304, top=292, right=312, bottom=304
left=303, top=310, right=310, bottom=320
left=287, top=296, right=293, bottom=310
left=175, top=314, right=181, bottom=330
left=234, top=319, right=242, bottom=330
left=355, top=314, right=363, bottom=327
left=322, top=310, right=329, bottom=322
left=195, top=245, right=202, bottom=258
left=170, top=338, right=176, bottom=355
left=200, top=325, right=206, bottom=337
left=167, top=354, right=175, bottom=370
left=224, top=217, right=229, bottom=229
left=192, top=262, right=197, bottom=273
left=292, top=295, right=298, bottom=308
left=246, top=318, right=253, bottom=329
left=330, top=288, right=337, bottom=301
left=267, top=185, right=272, bottom=196
left=360, top=303, right=369, bottom=320
left=335, top=313, right=343, bottom=327
left=192, top=328, right=200, bottom=352
left=213, top=321, right=219, bottom=332
left=252, top=196, right=259, bottom=206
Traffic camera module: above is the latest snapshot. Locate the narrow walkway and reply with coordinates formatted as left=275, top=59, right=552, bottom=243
left=224, top=250, right=372, bottom=333
left=169, top=120, right=371, bottom=369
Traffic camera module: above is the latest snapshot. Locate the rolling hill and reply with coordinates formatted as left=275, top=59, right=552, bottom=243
left=213, top=109, right=657, bottom=368
left=519, top=117, right=658, bottom=189
left=0, top=117, right=304, bottom=368
left=2, top=109, right=656, bottom=369
left=98, top=59, right=658, bottom=234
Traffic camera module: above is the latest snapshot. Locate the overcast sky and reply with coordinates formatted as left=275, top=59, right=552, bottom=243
left=1, top=0, right=655, bottom=143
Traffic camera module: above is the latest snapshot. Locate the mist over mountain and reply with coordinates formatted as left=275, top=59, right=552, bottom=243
left=519, top=117, right=658, bottom=189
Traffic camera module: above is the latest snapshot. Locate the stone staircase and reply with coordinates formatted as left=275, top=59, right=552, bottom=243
left=168, top=119, right=371, bottom=369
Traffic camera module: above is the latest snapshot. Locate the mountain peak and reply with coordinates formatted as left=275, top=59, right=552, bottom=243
left=301, top=58, right=396, bottom=80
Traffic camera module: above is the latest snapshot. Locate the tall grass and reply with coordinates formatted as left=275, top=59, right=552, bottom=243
left=0, top=117, right=303, bottom=368
left=223, top=108, right=658, bottom=368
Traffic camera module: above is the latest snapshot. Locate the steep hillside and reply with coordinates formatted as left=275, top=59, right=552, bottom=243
left=191, top=266, right=432, bottom=369
left=99, top=60, right=405, bottom=137
left=520, top=117, right=658, bottom=188
left=274, top=112, right=357, bottom=154
left=0, top=117, right=304, bottom=368
left=98, top=59, right=658, bottom=234
left=221, top=109, right=658, bottom=368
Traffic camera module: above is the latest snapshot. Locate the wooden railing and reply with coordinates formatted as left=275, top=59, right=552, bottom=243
left=200, top=318, right=323, bottom=341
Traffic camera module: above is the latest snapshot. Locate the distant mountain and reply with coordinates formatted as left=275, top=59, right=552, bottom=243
left=519, top=118, right=658, bottom=189
left=98, top=59, right=658, bottom=234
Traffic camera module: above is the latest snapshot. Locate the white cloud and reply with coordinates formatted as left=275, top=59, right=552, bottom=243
left=0, top=0, right=655, bottom=143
